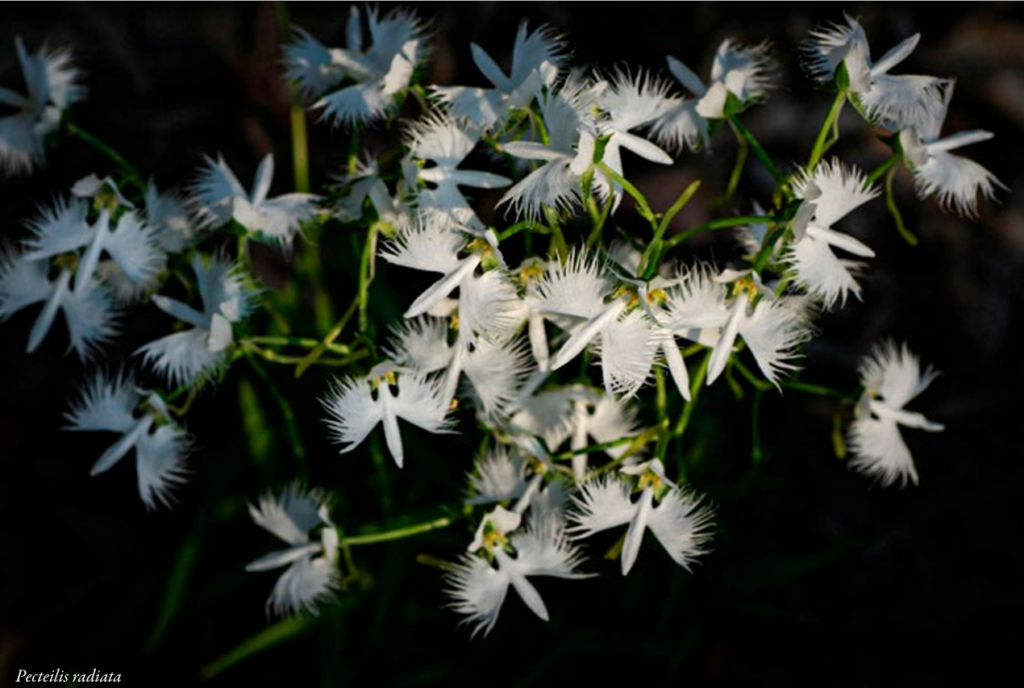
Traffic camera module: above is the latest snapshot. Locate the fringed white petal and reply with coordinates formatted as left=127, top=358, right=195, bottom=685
left=786, top=233, right=863, bottom=309
left=849, top=417, right=918, bottom=487
left=135, top=423, right=191, bottom=510
left=913, top=150, right=1003, bottom=219
left=529, top=250, right=612, bottom=321
left=646, top=487, right=714, bottom=570
left=380, top=218, right=465, bottom=274
left=322, top=376, right=384, bottom=454
left=468, top=446, right=528, bottom=505
left=20, top=197, right=92, bottom=260
left=737, top=296, right=811, bottom=387
left=568, top=475, right=636, bottom=537
left=446, top=555, right=510, bottom=638
left=462, top=337, right=532, bottom=420
left=64, top=370, right=138, bottom=433
left=138, top=328, right=223, bottom=387
left=0, top=249, right=51, bottom=319
left=596, top=309, right=660, bottom=399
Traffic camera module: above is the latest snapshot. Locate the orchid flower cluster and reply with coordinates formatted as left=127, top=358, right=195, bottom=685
left=0, top=9, right=999, bottom=638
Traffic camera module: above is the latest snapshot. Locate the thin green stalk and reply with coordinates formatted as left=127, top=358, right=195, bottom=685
left=885, top=165, right=918, bottom=246
left=588, top=421, right=667, bottom=478
left=342, top=516, right=453, bottom=547
left=585, top=192, right=614, bottom=250
left=275, top=0, right=311, bottom=193
left=752, top=225, right=787, bottom=273
left=200, top=616, right=315, bottom=680
left=597, top=162, right=658, bottom=229
left=246, top=335, right=350, bottom=354
left=66, top=122, right=146, bottom=189
left=782, top=380, right=858, bottom=401
left=553, top=435, right=637, bottom=461
left=358, top=223, right=379, bottom=332
left=293, top=298, right=359, bottom=377
left=673, top=351, right=711, bottom=438
left=867, top=153, right=900, bottom=185
left=751, top=388, right=764, bottom=464
left=808, top=90, right=847, bottom=169
left=640, top=180, right=702, bottom=279
left=243, top=350, right=307, bottom=472
left=710, top=134, right=747, bottom=210
left=544, top=207, right=568, bottom=257
left=727, top=116, right=786, bottom=187
left=733, top=358, right=772, bottom=392
left=665, top=215, right=775, bottom=250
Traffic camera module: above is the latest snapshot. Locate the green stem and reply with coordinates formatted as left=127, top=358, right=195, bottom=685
left=293, top=298, right=359, bottom=377
left=750, top=388, right=764, bottom=464
left=808, top=90, right=847, bottom=169
left=782, top=380, right=858, bottom=401
left=243, top=349, right=307, bottom=471
left=728, top=115, right=786, bottom=187
left=733, top=358, right=772, bottom=392
left=867, top=153, right=900, bottom=185
left=673, top=351, right=711, bottom=438
left=341, top=516, right=453, bottom=547
left=665, top=215, right=775, bottom=250
left=597, top=162, right=658, bottom=230
left=246, top=335, right=350, bottom=354
left=358, top=223, right=379, bottom=333
left=640, top=180, right=702, bottom=279
left=884, top=166, right=918, bottom=246
left=710, top=134, right=747, bottom=210
left=552, top=436, right=637, bottom=461
left=66, top=122, right=146, bottom=189
left=752, top=225, right=787, bottom=273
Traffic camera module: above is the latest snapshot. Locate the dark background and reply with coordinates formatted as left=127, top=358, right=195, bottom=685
left=1, top=3, right=1022, bottom=686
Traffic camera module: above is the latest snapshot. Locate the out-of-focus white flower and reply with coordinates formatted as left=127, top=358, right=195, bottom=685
left=446, top=506, right=589, bottom=637
left=23, top=201, right=164, bottom=299
left=65, top=371, right=190, bottom=509
left=0, top=247, right=117, bottom=359
left=433, top=20, right=564, bottom=131
left=849, top=341, right=944, bottom=487
left=246, top=484, right=339, bottom=616
left=787, top=159, right=879, bottom=308
left=898, top=82, right=1005, bottom=219
left=192, top=154, right=320, bottom=245
left=499, top=80, right=602, bottom=220
left=593, top=69, right=675, bottom=211
left=284, top=6, right=427, bottom=126
left=655, top=39, right=774, bottom=151
left=144, top=183, right=196, bottom=253
left=0, top=37, right=85, bottom=174
left=802, top=14, right=946, bottom=132
left=569, top=459, right=712, bottom=575
left=322, top=361, right=455, bottom=468
left=405, top=112, right=510, bottom=228
left=138, top=254, right=255, bottom=386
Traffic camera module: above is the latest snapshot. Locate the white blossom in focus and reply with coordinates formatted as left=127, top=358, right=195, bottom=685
left=849, top=341, right=944, bottom=487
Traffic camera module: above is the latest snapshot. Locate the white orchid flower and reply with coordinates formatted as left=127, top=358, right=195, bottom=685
left=849, top=342, right=944, bottom=487
left=193, top=154, right=320, bottom=245
left=246, top=484, right=340, bottom=616
left=898, top=82, right=1005, bottom=218
left=65, top=371, right=190, bottom=509
left=433, top=20, right=565, bottom=131
left=569, top=458, right=713, bottom=575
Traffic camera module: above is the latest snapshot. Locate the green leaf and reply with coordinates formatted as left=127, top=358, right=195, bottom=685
left=199, top=615, right=317, bottom=680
